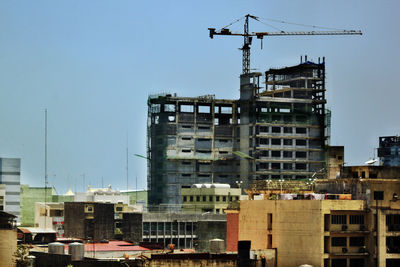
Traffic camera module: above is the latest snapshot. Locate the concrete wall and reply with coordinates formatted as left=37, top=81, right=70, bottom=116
left=122, top=213, right=142, bottom=244
left=64, top=202, right=86, bottom=239
left=0, top=229, right=17, bottom=267
left=239, top=199, right=366, bottom=267
left=196, top=220, right=226, bottom=252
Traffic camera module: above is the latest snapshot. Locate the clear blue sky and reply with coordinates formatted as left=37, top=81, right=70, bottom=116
left=1, top=0, right=399, bottom=193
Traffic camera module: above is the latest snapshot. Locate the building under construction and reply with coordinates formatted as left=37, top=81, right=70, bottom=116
left=147, top=57, right=329, bottom=207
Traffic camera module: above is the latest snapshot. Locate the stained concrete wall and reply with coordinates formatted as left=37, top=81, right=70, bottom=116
left=0, top=229, right=17, bottom=267
left=122, top=213, right=142, bottom=244
left=239, top=199, right=366, bottom=267
left=196, top=220, right=226, bottom=252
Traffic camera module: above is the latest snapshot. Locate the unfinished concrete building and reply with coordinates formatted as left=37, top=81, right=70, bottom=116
left=378, top=136, right=400, bottom=166
left=147, top=58, right=329, bottom=207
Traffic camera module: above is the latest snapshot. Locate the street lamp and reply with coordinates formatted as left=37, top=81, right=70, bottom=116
left=278, top=179, right=285, bottom=195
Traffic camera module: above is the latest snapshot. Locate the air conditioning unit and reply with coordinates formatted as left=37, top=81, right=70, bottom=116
left=342, top=225, right=348, bottom=231
left=342, top=247, right=348, bottom=253
left=360, top=224, right=367, bottom=231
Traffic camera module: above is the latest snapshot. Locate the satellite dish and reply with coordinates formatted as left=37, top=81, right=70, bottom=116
left=365, top=158, right=377, bottom=165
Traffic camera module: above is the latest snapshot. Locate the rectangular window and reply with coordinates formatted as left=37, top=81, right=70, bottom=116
left=296, top=127, right=307, bottom=134
left=260, top=138, right=269, bottom=145
left=331, top=237, right=346, bottom=247
left=260, top=126, right=269, bottom=133
left=202, top=196, right=206, bottom=202
left=223, top=196, right=226, bottom=202
left=283, top=116, right=292, bottom=123
left=295, top=163, right=307, bottom=170
left=183, top=196, right=187, bottom=202
left=164, top=104, right=175, bottom=112
left=272, top=127, right=281, bottom=133
left=283, top=163, right=292, bottom=170
left=296, top=139, right=307, bottom=146
left=271, top=163, right=280, bottom=169
left=349, top=237, right=365, bottom=246
left=349, top=215, right=365, bottom=224
left=283, top=139, right=293, bottom=146
left=198, top=105, right=210, bottom=113
left=181, top=104, right=194, bottom=113
left=283, top=127, right=293, bottom=133
left=271, top=139, right=281, bottom=145
left=267, top=213, right=273, bottom=230
left=332, top=215, right=347, bottom=224
left=267, top=234, right=272, bottom=249
left=374, top=191, right=384, bottom=200
left=283, top=151, right=292, bottom=158
left=190, top=196, right=193, bottom=202
left=296, top=151, right=307, bottom=158
left=221, top=106, right=232, bottom=114
left=196, top=196, right=200, bottom=202
left=209, top=196, right=213, bottom=202
left=216, top=196, right=220, bottom=201
left=271, top=151, right=281, bottom=157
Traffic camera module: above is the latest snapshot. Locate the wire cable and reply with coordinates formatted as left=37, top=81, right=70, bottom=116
left=219, top=16, right=246, bottom=31
left=257, top=16, right=347, bottom=31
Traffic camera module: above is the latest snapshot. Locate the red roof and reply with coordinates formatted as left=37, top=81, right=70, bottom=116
left=18, top=228, right=32, bottom=234
left=84, top=241, right=150, bottom=252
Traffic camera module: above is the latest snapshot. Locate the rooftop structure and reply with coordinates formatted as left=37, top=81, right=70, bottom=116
left=378, top=136, right=400, bottom=166
left=180, top=184, right=241, bottom=214
left=147, top=58, right=329, bottom=207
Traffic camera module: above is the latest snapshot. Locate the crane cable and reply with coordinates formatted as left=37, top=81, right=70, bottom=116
left=257, top=16, right=348, bottom=31
left=219, top=15, right=246, bottom=31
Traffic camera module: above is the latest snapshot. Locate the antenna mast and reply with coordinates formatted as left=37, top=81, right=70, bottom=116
left=44, top=109, right=48, bottom=229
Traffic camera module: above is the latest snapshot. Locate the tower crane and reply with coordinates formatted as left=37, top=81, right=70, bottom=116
left=208, top=14, right=362, bottom=74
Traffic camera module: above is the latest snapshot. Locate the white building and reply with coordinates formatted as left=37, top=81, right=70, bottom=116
left=74, top=185, right=130, bottom=204
left=0, top=158, right=21, bottom=221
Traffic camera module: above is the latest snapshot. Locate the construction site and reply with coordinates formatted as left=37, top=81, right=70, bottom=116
left=146, top=15, right=362, bottom=207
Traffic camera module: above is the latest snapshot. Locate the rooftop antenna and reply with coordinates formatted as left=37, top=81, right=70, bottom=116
left=44, top=109, right=48, bottom=229
left=126, top=133, right=129, bottom=191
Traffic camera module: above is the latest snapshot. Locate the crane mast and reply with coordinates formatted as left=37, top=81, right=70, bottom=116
left=209, top=14, right=362, bottom=74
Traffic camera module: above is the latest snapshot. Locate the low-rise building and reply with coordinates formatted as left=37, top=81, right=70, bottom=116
left=231, top=178, right=400, bottom=267
left=142, top=212, right=226, bottom=251
left=64, top=202, right=115, bottom=241
left=181, top=184, right=240, bottom=214
left=34, top=202, right=64, bottom=237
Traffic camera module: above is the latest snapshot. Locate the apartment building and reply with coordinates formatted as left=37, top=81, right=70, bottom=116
left=147, top=59, right=329, bottom=207
left=0, top=158, right=21, bottom=220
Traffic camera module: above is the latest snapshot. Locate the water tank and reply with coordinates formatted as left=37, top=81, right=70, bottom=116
left=210, top=184, right=230, bottom=189
left=48, top=242, right=65, bottom=255
left=68, top=242, right=84, bottom=261
left=209, top=238, right=225, bottom=254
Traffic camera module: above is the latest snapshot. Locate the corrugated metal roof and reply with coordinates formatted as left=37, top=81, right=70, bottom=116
left=84, top=241, right=150, bottom=252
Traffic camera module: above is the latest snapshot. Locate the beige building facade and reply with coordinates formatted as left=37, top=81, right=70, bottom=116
left=236, top=179, right=400, bottom=267
left=181, top=184, right=240, bottom=214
